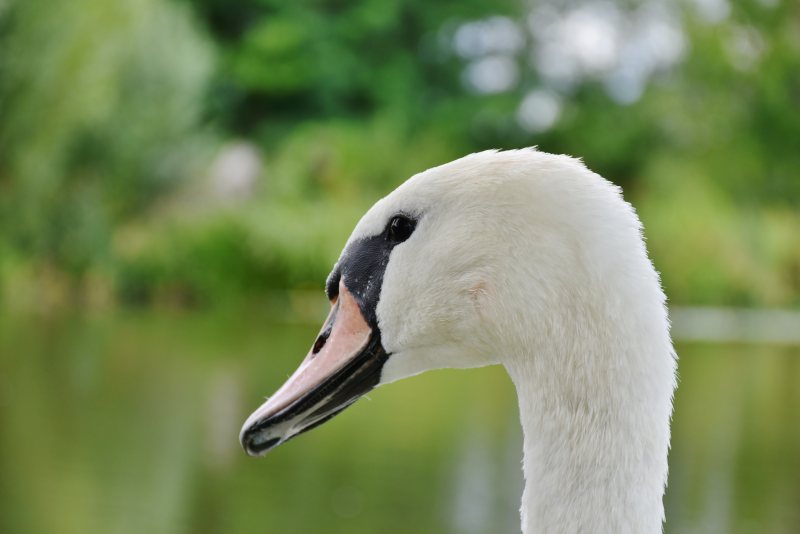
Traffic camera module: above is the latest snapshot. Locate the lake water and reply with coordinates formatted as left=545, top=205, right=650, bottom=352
left=1, top=309, right=798, bottom=533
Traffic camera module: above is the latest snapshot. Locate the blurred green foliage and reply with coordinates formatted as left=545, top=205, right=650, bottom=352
left=0, top=0, right=212, bottom=276
left=1, top=4, right=800, bottom=534
left=0, top=0, right=798, bottom=312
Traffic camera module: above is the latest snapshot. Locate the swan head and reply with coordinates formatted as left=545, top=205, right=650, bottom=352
left=240, top=148, right=669, bottom=456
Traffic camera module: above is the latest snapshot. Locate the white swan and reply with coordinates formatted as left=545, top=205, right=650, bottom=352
left=240, top=149, right=677, bottom=533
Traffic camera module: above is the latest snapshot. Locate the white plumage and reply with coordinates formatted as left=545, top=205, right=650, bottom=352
left=241, top=148, right=677, bottom=533
left=352, top=149, right=677, bottom=533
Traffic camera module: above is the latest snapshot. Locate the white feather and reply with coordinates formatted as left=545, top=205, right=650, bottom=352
left=339, top=148, right=676, bottom=534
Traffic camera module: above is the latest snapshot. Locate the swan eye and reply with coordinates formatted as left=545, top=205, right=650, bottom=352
left=386, top=215, right=416, bottom=243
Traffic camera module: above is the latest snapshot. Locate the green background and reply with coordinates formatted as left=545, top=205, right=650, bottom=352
left=0, top=0, right=798, bottom=532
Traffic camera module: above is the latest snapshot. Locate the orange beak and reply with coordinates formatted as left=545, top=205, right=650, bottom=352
left=240, top=280, right=388, bottom=455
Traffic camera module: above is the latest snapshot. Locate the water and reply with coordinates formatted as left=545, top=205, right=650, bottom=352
left=0, top=310, right=798, bottom=533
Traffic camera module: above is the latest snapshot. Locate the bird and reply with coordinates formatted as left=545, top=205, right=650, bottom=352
left=240, top=148, right=677, bottom=534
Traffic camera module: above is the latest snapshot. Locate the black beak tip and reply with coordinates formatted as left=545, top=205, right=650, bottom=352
left=238, top=334, right=389, bottom=458
left=241, top=425, right=282, bottom=457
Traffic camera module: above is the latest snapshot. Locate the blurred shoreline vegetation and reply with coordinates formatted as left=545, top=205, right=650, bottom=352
left=0, top=0, right=798, bottom=314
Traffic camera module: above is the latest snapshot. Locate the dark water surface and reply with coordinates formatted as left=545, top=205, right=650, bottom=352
left=1, top=310, right=798, bottom=533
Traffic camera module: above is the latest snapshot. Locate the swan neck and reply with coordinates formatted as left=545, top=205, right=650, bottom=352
left=506, top=323, right=673, bottom=534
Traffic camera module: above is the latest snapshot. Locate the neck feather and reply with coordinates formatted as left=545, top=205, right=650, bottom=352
left=503, top=284, right=675, bottom=534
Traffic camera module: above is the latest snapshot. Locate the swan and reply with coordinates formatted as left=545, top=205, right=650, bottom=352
left=240, top=149, right=677, bottom=533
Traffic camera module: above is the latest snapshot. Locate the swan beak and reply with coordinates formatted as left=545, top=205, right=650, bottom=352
left=240, top=281, right=388, bottom=456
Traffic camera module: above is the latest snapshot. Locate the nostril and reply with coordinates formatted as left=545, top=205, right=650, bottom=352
left=312, top=326, right=331, bottom=355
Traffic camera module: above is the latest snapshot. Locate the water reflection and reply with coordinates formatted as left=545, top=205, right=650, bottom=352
left=0, top=312, right=798, bottom=533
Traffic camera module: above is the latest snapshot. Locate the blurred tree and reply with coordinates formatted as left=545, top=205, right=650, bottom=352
left=0, top=0, right=798, bottom=308
left=186, top=0, right=800, bottom=205
left=0, top=0, right=213, bottom=277
left=186, top=0, right=522, bottom=137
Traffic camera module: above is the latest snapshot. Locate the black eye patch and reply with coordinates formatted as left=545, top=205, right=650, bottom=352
left=324, top=213, right=419, bottom=329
